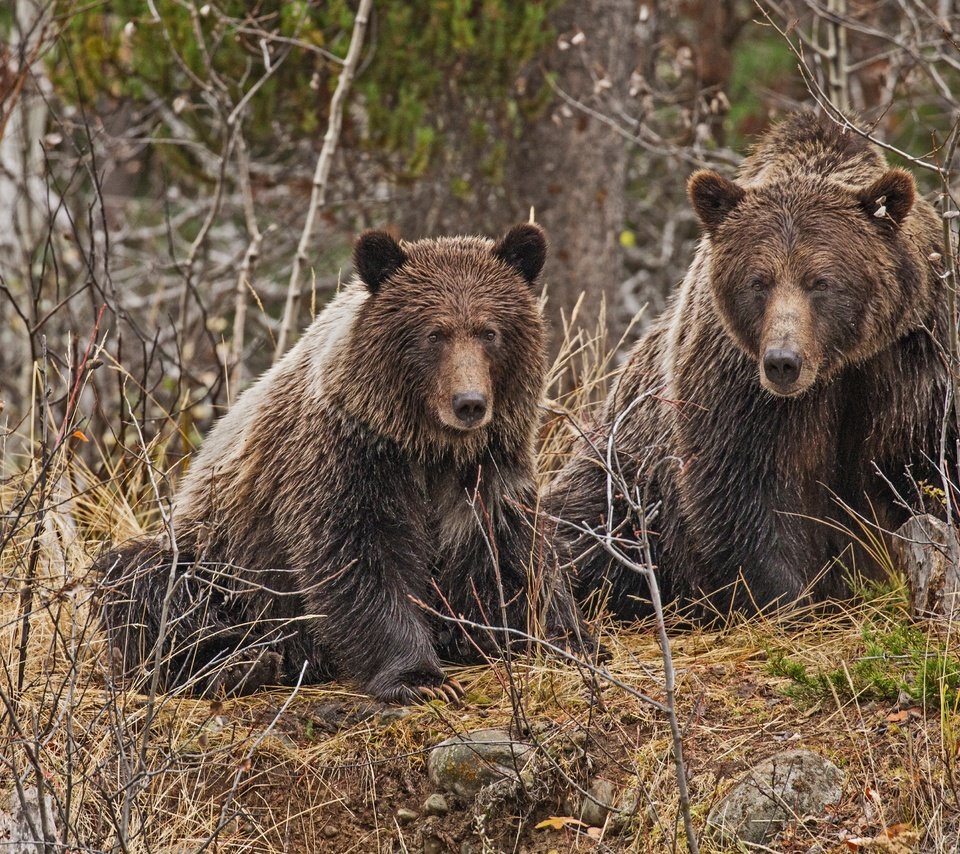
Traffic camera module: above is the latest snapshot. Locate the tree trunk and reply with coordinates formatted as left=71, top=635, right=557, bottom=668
left=0, top=1, right=53, bottom=418
left=507, top=0, right=633, bottom=359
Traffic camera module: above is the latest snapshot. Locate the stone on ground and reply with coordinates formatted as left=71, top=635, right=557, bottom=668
left=706, top=749, right=845, bottom=846
left=891, top=513, right=960, bottom=623
left=427, top=728, right=536, bottom=799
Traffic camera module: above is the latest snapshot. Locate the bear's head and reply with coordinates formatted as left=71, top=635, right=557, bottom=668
left=340, top=224, right=548, bottom=456
left=688, top=167, right=922, bottom=397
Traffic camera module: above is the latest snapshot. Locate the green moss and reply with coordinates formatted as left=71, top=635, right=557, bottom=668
left=767, top=607, right=960, bottom=710
left=51, top=0, right=560, bottom=180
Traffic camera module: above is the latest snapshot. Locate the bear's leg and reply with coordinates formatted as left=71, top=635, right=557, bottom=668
left=300, top=540, right=464, bottom=705
left=291, top=428, right=466, bottom=704
left=436, top=486, right=601, bottom=664
left=201, top=649, right=285, bottom=697
left=548, top=448, right=665, bottom=622
left=97, top=541, right=300, bottom=696
left=306, top=576, right=464, bottom=704
left=682, top=519, right=812, bottom=620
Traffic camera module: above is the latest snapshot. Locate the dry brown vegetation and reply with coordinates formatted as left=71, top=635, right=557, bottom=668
left=2, top=320, right=959, bottom=853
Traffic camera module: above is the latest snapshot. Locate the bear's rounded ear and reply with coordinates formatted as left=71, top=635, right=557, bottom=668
left=354, top=230, right=407, bottom=294
left=857, top=168, right=915, bottom=227
left=688, top=170, right=745, bottom=233
left=492, top=223, right=547, bottom=284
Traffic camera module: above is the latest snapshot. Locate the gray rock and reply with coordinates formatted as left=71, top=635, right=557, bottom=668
left=427, top=729, right=536, bottom=798
left=379, top=706, right=414, bottom=724
left=578, top=778, right=617, bottom=828
left=607, top=787, right=641, bottom=836
left=396, top=807, right=418, bottom=824
left=423, top=837, right=444, bottom=854
left=892, top=514, right=960, bottom=623
left=707, top=749, right=845, bottom=846
left=423, top=793, right=449, bottom=816
left=0, top=786, right=64, bottom=853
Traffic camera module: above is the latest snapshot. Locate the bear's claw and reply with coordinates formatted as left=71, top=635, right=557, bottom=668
left=437, top=678, right=465, bottom=703
left=375, top=676, right=465, bottom=706
left=414, top=678, right=464, bottom=705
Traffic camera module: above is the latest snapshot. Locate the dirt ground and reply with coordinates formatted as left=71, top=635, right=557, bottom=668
left=30, top=604, right=942, bottom=854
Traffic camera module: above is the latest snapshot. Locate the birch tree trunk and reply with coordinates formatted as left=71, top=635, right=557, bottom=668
left=0, top=0, right=53, bottom=416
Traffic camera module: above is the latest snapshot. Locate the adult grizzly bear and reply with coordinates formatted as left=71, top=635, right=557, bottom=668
left=99, top=224, right=591, bottom=702
left=550, top=112, right=949, bottom=621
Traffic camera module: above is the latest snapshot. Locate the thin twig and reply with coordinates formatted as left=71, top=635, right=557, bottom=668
left=17, top=336, right=49, bottom=696
left=274, top=0, right=373, bottom=359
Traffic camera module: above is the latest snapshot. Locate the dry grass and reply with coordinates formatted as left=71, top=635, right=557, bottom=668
left=1, top=322, right=959, bottom=853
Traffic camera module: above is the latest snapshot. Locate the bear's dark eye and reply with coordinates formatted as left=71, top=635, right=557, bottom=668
left=427, top=331, right=441, bottom=345
left=482, top=329, right=497, bottom=342
left=812, top=277, right=830, bottom=292
left=748, top=276, right=768, bottom=293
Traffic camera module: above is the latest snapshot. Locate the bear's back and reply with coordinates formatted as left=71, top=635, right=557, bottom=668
left=173, top=283, right=369, bottom=525
left=737, top=112, right=888, bottom=188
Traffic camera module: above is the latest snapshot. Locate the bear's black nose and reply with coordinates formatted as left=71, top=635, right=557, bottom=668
left=762, top=348, right=803, bottom=387
left=452, top=391, right=487, bottom=426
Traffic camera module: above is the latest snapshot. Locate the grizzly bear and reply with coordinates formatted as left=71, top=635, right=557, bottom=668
left=99, top=224, right=591, bottom=702
left=549, top=112, right=949, bottom=621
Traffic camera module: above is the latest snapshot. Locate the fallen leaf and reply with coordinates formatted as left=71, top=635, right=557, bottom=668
left=879, top=823, right=910, bottom=838
left=845, top=824, right=920, bottom=852
left=535, top=816, right=587, bottom=831
left=885, top=708, right=922, bottom=723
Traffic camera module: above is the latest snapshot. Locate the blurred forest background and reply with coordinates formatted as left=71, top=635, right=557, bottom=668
left=3, top=4, right=960, bottom=853
left=2, top=0, right=958, bottom=470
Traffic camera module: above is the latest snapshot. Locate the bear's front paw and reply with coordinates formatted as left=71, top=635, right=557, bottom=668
left=371, top=674, right=465, bottom=706
left=203, top=649, right=285, bottom=698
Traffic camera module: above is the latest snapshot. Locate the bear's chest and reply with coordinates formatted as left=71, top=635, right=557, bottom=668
left=419, top=464, right=490, bottom=552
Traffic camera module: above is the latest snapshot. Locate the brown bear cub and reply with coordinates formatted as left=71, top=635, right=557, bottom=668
left=99, top=224, right=591, bottom=702
left=550, top=112, right=949, bottom=621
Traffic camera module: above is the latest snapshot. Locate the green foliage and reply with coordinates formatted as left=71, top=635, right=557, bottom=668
left=50, top=1, right=558, bottom=178
left=767, top=606, right=960, bottom=711
left=726, top=29, right=796, bottom=146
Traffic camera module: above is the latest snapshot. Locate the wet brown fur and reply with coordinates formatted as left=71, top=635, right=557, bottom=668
left=550, top=112, right=950, bottom=620
left=98, top=225, right=591, bottom=701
